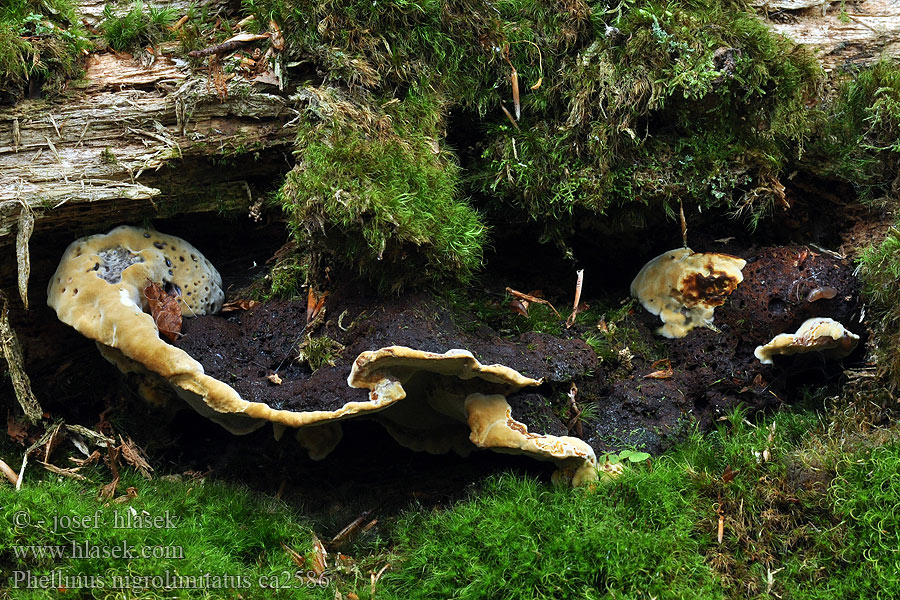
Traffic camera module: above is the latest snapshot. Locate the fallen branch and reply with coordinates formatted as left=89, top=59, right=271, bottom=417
left=188, top=33, right=270, bottom=58
left=0, top=291, right=43, bottom=423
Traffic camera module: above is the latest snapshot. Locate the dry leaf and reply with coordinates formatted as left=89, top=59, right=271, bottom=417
left=221, top=299, right=259, bottom=312
left=310, top=534, right=328, bottom=576
left=530, top=77, right=543, bottom=90
left=7, top=412, right=28, bottom=445
left=98, top=476, right=119, bottom=500
left=269, top=20, right=285, bottom=51
left=70, top=450, right=102, bottom=467
left=306, top=288, right=328, bottom=325
left=509, top=298, right=529, bottom=317
left=38, top=461, right=87, bottom=480
left=143, top=280, right=182, bottom=342
left=282, top=542, right=306, bottom=569
left=644, top=358, right=674, bottom=379
left=722, top=465, right=739, bottom=484
left=119, top=436, right=153, bottom=479
left=113, top=486, right=138, bottom=504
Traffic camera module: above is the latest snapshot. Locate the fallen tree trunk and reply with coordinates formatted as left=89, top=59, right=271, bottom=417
left=756, top=0, right=900, bottom=70
left=0, top=50, right=293, bottom=245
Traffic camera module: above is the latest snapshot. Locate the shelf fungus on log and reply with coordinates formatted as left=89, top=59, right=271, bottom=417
left=754, top=317, right=860, bottom=365
left=47, top=227, right=598, bottom=485
left=348, top=347, right=598, bottom=486
left=631, top=247, right=746, bottom=338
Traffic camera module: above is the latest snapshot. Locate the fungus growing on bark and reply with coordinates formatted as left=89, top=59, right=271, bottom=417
left=754, top=317, right=860, bottom=365
left=631, top=248, right=746, bottom=338
left=348, top=347, right=598, bottom=485
left=47, top=226, right=223, bottom=381
left=47, top=235, right=598, bottom=484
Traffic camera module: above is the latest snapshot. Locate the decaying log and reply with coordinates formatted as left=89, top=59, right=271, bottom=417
left=0, top=52, right=294, bottom=245
left=77, top=0, right=233, bottom=27
left=757, top=0, right=900, bottom=70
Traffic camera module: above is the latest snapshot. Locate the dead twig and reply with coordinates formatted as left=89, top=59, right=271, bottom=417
left=188, top=33, right=270, bottom=58
left=0, top=457, right=18, bottom=486
left=565, top=269, right=584, bottom=329
left=370, top=563, right=391, bottom=599
left=506, top=287, right=560, bottom=317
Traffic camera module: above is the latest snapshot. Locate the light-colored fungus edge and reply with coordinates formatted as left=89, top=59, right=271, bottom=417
left=754, top=317, right=860, bottom=365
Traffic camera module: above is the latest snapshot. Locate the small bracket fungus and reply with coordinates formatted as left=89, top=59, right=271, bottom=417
left=631, top=247, right=746, bottom=338
left=754, top=317, right=860, bottom=365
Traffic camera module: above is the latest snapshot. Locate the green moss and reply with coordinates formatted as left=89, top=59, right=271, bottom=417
left=0, top=0, right=89, bottom=103
left=0, top=468, right=329, bottom=599
left=807, top=60, right=900, bottom=202
left=100, top=0, right=176, bottom=53
left=244, top=0, right=832, bottom=288
left=296, top=334, right=345, bottom=371
left=280, top=87, right=486, bottom=292
left=857, top=225, right=900, bottom=386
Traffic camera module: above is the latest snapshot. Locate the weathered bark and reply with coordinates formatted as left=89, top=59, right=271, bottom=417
left=756, top=0, right=900, bottom=70
left=77, top=0, right=234, bottom=27
left=0, top=51, right=294, bottom=245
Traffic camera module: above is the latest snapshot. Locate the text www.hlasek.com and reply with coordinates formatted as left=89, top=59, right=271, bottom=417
left=11, top=570, right=332, bottom=591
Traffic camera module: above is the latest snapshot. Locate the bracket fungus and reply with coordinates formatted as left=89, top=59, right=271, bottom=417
left=348, top=347, right=598, bottom=485
left=754, top=317, right=860, bottom=365
left=47, top=229, right=598, bottom=485
left=631, top=247, right=746, bottom=338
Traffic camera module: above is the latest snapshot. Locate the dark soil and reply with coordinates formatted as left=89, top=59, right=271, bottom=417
left=175, top=290, right=596, bottom=423
left=583, top=245, right=863, bottom=452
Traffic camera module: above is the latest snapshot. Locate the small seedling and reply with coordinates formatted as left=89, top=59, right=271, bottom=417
left=601, top=449, right=651, bottom=465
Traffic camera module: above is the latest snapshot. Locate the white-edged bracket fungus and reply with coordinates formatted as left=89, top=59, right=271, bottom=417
left=348, top=347, right=599, bottom=486
left=754, top=317, right=860, bottom=365
left=48, top=231, right=598, bottom=484
left=631, top=247, right=746, bottom=338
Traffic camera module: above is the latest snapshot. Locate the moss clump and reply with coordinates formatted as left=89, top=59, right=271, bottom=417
left=808, top=60, right=900, bottom=202
left=243, top=0, right=827, bottom=290
left=0, top=469, right=329, bottom=599
left=296, top=334, right=345, bottom=371
left=0, top=0, right=89, bottom=103
left=100, top=0, right=177, bottom=53
left=280, top=87, right=486, bottom=291
left=471, top=0, right=822, bottom=237
left=857, top=225, right=900, bottom=386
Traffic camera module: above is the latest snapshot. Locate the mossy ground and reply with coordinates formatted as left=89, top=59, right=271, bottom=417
left=0, top=0, right=89, bottom=103
left=3, top=389, right=898, bottom=599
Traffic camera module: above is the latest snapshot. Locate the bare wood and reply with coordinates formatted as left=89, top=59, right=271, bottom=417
left=759, top=0, right=900, bottom=70
left=0, top=52, right=294, bottom=244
